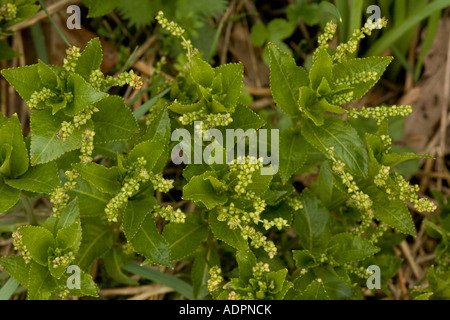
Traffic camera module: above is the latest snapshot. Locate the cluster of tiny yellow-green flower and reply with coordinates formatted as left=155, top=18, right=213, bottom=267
left=12, top=230, right=31, bottom=263
left=328, top=148, right=375, bottom=235
left=347, top=105, right=413, bottom=125
left=28, top=88, right=56, bottom=109
left=344, top=264, right=375, bottom=279
left=58, top=104, right=99, bottom=141
left=105, top=157, right=150, bottom=222
left=63, top=47, right=81, bottom=73
left=286, top=195, right=304, bottom=211
left=333, top=18, right=388, bottom=62
left=335, top=71, right=378, bottom=86
left=391, top=173, right=436, bottom=212
left=156, top=11, right=193, bottom=54
left=179, top=109, right=233, bottom=138
left=80, top=129, right=95, bottom=163
left=374, top=166, right=390, bottom=187
left=51, top=247, right=75, bottom=269
left=369, top=224, right=389, bottom=244
left=330, top=154, right=373, bottom=212
left=148, top=172, right=174, bottom=193
left=50, top=170, right=79, bottom=218
left=153, top=204, right=186, bottom=223
left=215, top=156, right=286, bottom=258
left=331, top=91, right=354, bottom=105
left=318, top=21, right=337, bottom=50
left=207, top=266, right=223, bottom=292
left=0, top=3, right=17, bottom=22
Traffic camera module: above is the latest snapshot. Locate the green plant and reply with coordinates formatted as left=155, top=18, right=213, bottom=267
left=0, top=12, right=441, bottom=300
left=0, top=0, right=39, bottom=61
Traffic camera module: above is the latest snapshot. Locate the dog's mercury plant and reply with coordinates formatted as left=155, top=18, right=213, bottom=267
left=0, top=14, right=443, bottom=301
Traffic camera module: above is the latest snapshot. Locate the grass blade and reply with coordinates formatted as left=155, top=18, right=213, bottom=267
left=133, top=87, right=170, bottom=120
left=0, top=277, right=19, bottom=300
left=365, top=0, right=450, bottom=57
left=123, top=261, right=194, bottom=300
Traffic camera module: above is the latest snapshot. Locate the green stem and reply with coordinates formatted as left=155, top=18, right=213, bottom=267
left=20, top=194, right=37, bottom=226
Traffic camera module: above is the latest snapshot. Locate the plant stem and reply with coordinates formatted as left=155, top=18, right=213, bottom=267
left=20, top=194, right=37, bottom=226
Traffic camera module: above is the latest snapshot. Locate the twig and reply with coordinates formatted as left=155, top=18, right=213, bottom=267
left=100, top=284, right=172, bottom=297
left=220, top=0, right=235, bottom=65
left=246, top=86, right=271, bottom=96
left=397, top=270, right=408, bottom=299
left=437, top=26, right=450, bottom=190
left=127, top=286, right=174, bottom=300
left=399, top=241, right=423, bottom=279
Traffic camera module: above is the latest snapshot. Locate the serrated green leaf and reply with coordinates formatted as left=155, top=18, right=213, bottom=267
left=302, top=116, right=368, bottom=176
left=328, top=234, right=379, bottom=264
left=292, top=250, right=317, bottom=269
left=333, top=57, right=392, bottom=100
left=65, top=269, right=99, bottom=298
left=139, top=106, right=170, bottom=143
left=66, top=73, right=107, bottom=116
left=56, top=220, right=82, bottom=252
left=310, top=49, right=333, bottom=90
left=27, top=261, right=57, bottom=300
left=37, top=60, right=58, bottom=89
left=44, top=199, right=80, bottom=235
left=297, top=279, right=330, bottom=300
left=0, top=115, right=29, bottom=178
left=163, top=212, right=208, bottom=261
left=122, top=197, right=156, bottom=241
left=169, top=99, right=204, bottom=114
left=313, top=266, right=352, bottom=300
left=214, top=63, right=243, bottom=111
left=128, top=139, right=164, bottom=173
left=76, top=221, right=113, bottom=269
left=131, top=215, right=171, bottom=268
left=227, top=103, right=265, bottom=131
left=0, top=177, right=20, bottom=213
left=268, top=42, right=309, bottom=117
left=191, top=56, right=215, bottom=88
left=103, top=247, right=138, bottom=286
left=382, top=152, right=433, bottom=167
left=0, top=256, right=30, bottom=287
left=75, top=162, right=122, bottom=194
left=209, top=211, right=248, bottom=252
left=365, top=186, right=416, bottom=236
left=70, top=177, right=111, bottom=217
left=5, top=162, right=59, bottom=193
left=1, top=64, right=42, bottom=101
left=236, top=249, right=257, bottom=284
left=279, top=128, right=309, bottom=183
left=20, top=226, right=55, bottom=266
left=183, top=173, right=228, bottom=209
left=87, top=0, right=118, bottom=17
left=92, top=96, right=138, bottom=144
left=75, top=38, right=103, bottom=81
left=294, top=189, right=333, bottom=253
left=316, top=161, right=333, bottom=205
left=30, top=109, right=91, bottom=165
left=0, top=40, right=20, bottom=61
